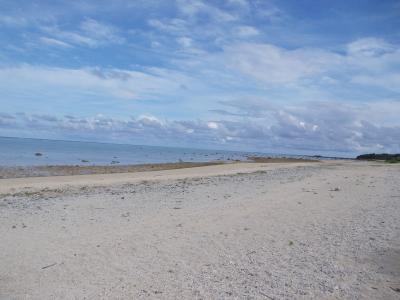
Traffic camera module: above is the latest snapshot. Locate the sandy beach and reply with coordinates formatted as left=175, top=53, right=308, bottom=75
left=1, top=160, right=399, bottom=299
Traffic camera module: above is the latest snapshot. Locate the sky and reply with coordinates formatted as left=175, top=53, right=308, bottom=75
left=0, top=0, right=399, bottom=156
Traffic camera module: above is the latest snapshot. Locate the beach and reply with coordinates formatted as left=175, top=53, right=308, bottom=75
left=1, top=160, right=399, bottom=299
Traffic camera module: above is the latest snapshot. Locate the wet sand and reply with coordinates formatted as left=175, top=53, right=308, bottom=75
left=0, top=160, right=399, bottom=299
left=0, top=162, right=224, bottom=179
left=0, top=157, right=314, bottom=179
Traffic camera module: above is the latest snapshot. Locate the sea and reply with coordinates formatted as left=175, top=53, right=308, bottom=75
left=0, top=136, right=287, bottom=167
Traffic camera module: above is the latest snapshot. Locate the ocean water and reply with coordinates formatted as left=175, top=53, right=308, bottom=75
left=0, top=136, right=271, bottom=166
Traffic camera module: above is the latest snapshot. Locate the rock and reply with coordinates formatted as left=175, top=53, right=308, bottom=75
left=390, top=286, right=400, bottom=293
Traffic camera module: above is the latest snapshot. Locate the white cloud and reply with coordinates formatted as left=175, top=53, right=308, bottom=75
left=235, top=26, right=259, bottom=37
left=137, top=115, right=164, bottom=127
left=0, top=65, right=191, bottom=101
left=224, top=43, right=341, bottom=84
left=352, top=73, right=400, bottom=92
left=347, top=37, right=395, bottom=57
left=256, top=6, right=285, bottom=22
left=41, top=19, right=124, bottom=48
left=0, top=15, right=28, bottom=27
left=207, top=121, right=219, bottom=129
left=80, top=18, right=125, bottom=44
left=177, top=0, right=237, bottom=22
left=220, top=37, right=400, bottom=97
left=41, top=26, right=98, bottom=47
left=39, top=37, right=72, bottom=48
left=148, top=18, right=188, bottom=34
left=177, top=36, right=193, bottom=48
left=0, top=113, right=16, bottom=127
left=344, top=39, right=400, bottom=91
left=227, top=0, right=249, bottom=7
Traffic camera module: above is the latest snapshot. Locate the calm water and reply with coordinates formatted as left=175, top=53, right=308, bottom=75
left=0, top=136, right=274, bottom=166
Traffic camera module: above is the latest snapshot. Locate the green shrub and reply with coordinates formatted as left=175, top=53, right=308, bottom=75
left=386, top=157, right=400, bottom=164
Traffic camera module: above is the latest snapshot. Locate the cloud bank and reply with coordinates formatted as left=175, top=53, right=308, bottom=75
left=1, top=99, right=399, bottom=156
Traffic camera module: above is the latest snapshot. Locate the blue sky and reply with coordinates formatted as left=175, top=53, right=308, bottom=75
left=0, top=0, right=399, bottom=156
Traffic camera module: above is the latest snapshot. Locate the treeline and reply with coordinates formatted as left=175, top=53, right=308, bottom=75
left=356, top=153, right=400, bottom=163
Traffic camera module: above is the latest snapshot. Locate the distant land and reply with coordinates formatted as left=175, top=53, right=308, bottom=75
left=356, top=153, right=400, bottom=163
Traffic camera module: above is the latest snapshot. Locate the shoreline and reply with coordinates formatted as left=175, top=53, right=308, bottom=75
left=0, top=161, right=325, bottom=195
left=0, top=157, right=320, bottom=179
left=0, top=161, right=225, bottom=179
